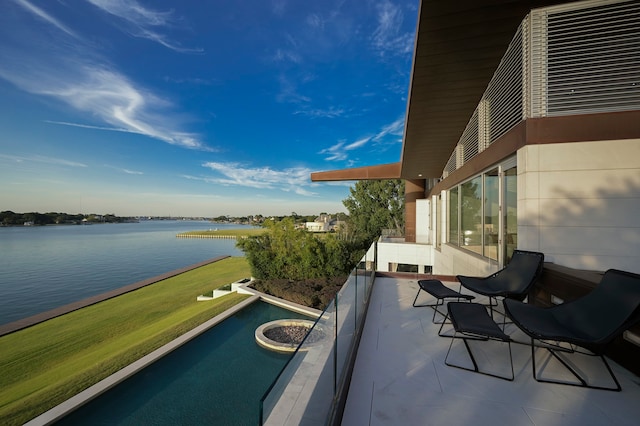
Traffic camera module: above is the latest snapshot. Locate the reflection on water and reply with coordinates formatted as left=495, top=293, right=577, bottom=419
left=0, top=221, right=249, bottom=325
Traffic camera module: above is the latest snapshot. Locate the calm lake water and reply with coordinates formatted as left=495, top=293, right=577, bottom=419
left=0, top=220, right=249, bottom=326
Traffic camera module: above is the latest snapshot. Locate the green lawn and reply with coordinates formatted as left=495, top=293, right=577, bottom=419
left=0, top=257, right=251, bottom=425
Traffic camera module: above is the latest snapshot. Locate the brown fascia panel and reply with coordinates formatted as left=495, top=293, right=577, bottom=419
left=428, top=109, right=640, bottom=197
left=429, top=121, right=526, bottom=196
left=311, top=162, right=402, bottom=182
left=527, top=110, right=640, bottom=144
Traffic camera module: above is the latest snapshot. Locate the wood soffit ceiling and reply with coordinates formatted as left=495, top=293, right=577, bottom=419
left=400, top=0, right=572, bottom=180
left=312, top=0, right=570, bottom=183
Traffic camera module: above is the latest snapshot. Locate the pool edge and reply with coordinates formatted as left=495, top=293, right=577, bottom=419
left=25, top=286, right=323, bottom=426
left=24, top=295, right=261, bottom=426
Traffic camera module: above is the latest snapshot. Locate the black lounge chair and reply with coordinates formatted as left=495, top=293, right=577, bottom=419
left=412, top=279, right=474, bottom=324
left=445, top=302, right=514, bottom=381
left=504, top=269, right=640, bottom=391
left=457, top=250, right=544, bottom=318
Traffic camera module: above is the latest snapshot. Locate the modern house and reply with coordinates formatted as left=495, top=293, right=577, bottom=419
left=305, top=214, right=342, bottom=233
left=301, top=0, right=640, bottom=423
left=313, top=0, right=640, bottom=278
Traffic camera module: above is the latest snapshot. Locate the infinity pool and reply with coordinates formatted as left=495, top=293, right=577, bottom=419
left=55, top=301, right=310, bottom=425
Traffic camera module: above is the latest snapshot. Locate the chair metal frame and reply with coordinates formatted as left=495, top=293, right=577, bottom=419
left=527, top=338, right=622, bottom=391
left=504, top=269, right=640, bottom=392
left=457, top=250, right=544, bottom=321
left=444, top=302, right=514, bottom=381
left=412, top=279, right=474, bottom=325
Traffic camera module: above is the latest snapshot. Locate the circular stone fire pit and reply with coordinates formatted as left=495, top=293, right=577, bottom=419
left=255, top=319, right=324, bottom=353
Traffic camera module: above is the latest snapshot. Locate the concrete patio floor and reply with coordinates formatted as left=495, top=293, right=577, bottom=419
left=342, top=277, right=640, bottom=426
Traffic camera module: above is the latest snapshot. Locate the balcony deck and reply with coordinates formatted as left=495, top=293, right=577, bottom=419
left=342, top=277, right=640, bottom=425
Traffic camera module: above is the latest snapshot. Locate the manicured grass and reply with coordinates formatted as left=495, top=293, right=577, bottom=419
left=177, top=228, right=266, bottom=238
left=0, top=257, right=251, bottom=425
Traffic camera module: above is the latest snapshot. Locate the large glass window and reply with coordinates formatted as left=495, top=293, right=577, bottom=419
left=460, top=177, right=482, bottom=255
left=484, top=169, right=499, bottom=260
left=448, top=187, right=459, bottom=245
left=435, top=195, right=442, bottom=249
left=503, top=167, right=518, bottom=263
left=446, top=159, right=517, bottom=265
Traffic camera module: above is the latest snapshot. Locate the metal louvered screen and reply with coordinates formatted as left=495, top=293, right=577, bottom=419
left=441, top=23, right=525, bottom=177
left=544, top=0, right=640, bottom=116
left=440, top=0, right=640, bottom=179
left=443, top=150, right=457, bottom=178
left=461, top=109, right=479, bottom=162
left=484, top=24, right=525, bottom=143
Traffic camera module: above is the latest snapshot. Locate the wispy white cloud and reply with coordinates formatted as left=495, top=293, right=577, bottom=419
left=271, top=2, right=412, bottom=117
left=46, top=119, right=208, bottom=151
left=306, top=13, right=325, bottom=30
left=45, top=120, right=144, bottom=135
left=371, top=0, right=414, bottom=58
left=272, top=48, right=303, bottom=64
left=0, top=154, right=88, bottom=168
left=87, top=0, right=202, bottom=53
left=88, top=0, right=172, bottom=26
left=276, top=75, right=312, bottom=104
left=1, top=55, right=208, bottom=149
left=320, top=136, right=369, bottom=162
left=271, top=0, right=287, bottom=17
left=1, top=2, right=208, bottom=151
left=190, top=162, right=318, bottom=197
left=43, top=66, right=208, bottom=150
left=371, top=116, right=405, bottom=142
left=319, top=142, right=348, bottom=162
left=293, top=106, right=345, bottom=118
left=122, top=168, right=144, bottom=175
left=105, top=164, right=144, bottom=175
left=346, top=137, right=371, bottom=150
left=163, top=76, right=216, bottom=86
left=320, top=117, right=404, bottom=162
left=270, top=3, right=354, bottom=66
left=13, top=0, right=78, bottom=38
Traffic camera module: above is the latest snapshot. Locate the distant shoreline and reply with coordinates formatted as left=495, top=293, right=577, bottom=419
left=0, top=220, right=139, bottom=228
left=0, top=211, right=137, bottom=227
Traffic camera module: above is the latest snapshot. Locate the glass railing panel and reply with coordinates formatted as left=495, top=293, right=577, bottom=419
left=367, top=243, right=376, bottom=295
left=260, top=241, right=378, bottom=424
left=354, top=256, right=367, bottom=327
left=261, top=299, right=336, bottom=425
left=335, top=269, right=358, bottom=388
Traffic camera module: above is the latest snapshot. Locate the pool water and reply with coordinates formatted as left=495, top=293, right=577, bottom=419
left=55, top=301, right=310, bottom=425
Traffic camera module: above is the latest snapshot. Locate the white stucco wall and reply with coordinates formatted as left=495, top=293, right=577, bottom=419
left=376, top=241, right=433, bottom=272
left=433, top=243, right=498, bottom=277
left=415, top=198, right=431, bottom=244
left=518, top=139, right=640, bottom=274
left=305, top=221, right=328, bottom=232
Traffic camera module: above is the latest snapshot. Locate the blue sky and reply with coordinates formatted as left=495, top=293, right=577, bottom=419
left=0, top=0, right=417, bottom=217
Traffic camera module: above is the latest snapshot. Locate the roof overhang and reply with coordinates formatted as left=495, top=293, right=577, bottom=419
left=310, top=162, right=401, bottom=181
left=400, top=0, right=569, bottom=179
left=312, top=0, right=569, bottom=183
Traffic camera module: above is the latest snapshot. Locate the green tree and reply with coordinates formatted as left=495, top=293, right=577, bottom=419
left=236, top=217, right=355, bottom=281
left=0, top=211, right=20, bottom=226
left=335, top=212, right=348, bottom=221
left=342, top=179, right=405, bottom=245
